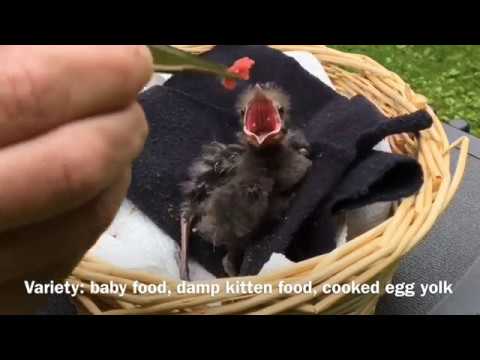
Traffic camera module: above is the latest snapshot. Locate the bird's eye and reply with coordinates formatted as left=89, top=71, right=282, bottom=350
left=240, top=109, right=246, bottom=117
left=278, top=106, right=285, bottom=115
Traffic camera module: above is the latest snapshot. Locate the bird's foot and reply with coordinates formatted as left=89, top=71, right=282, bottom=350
left=222, top=254, right=238, bottom=277
left=180, top=261, right=191, bottom=282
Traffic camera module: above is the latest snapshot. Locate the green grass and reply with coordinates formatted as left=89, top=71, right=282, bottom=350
left=330, top=45, right=480, bottom=137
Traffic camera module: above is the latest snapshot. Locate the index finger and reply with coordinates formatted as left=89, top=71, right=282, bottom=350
left=0, top=45, right=153, bottom=147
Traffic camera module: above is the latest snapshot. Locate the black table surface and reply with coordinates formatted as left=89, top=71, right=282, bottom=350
left=377, top=124, right=480, bottom=314
left=38, top=124, right=480, bottom=315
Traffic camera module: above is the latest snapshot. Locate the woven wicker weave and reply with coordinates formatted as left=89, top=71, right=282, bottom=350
left=70, top=45, right=469, bottom=315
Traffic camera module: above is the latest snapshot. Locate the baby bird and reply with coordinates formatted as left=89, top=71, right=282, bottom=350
left=179, top=83, right=312, bottom=281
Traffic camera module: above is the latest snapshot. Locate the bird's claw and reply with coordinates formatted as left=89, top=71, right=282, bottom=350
left=223, top=254, right=237, bottom=277
left=180, top=261, right=191, bottom=281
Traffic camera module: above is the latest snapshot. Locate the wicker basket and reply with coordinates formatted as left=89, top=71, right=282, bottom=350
left=70, top=45, right=469, bottom=315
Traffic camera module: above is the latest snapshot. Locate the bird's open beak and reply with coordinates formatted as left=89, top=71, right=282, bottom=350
left=243, top=87, right=283, bottom=147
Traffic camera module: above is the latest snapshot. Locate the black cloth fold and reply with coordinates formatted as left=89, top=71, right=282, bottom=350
left=131, top=45, right=432, bottom=277
left=285, top=150, right=424, bottom=263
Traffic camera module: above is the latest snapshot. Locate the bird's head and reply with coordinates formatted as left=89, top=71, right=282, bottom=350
left=237, top=83, right=290, bottom=148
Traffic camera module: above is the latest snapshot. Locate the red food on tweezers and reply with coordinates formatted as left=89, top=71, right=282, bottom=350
left=223, top=57, right=255, bottom=90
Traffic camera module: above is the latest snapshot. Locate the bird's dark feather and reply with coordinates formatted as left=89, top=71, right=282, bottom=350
left=180, top=141, right=245, bottom=218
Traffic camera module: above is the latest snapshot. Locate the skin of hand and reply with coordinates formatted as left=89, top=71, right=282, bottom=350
left=0, top=45, right=153, bottom=314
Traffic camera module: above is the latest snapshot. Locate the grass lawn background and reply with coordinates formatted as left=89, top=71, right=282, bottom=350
left=331, top=45, right=480, bottom=137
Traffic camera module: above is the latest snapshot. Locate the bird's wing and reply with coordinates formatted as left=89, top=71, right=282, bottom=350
left=180, top=141, right=245, bottom=215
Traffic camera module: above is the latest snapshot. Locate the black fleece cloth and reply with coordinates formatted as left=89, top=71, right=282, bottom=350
left=285, top=149, right=424, bottom=262
left=131, top=45, right=432, bottom=277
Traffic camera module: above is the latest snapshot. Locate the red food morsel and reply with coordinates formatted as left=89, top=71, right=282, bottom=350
left=222, top=57, right=255, bottom=90
left=223, top=78, right=237, bottom=91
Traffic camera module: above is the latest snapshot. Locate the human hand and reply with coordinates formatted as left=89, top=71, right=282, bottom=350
left=0, top=45, right=153, bottom=314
